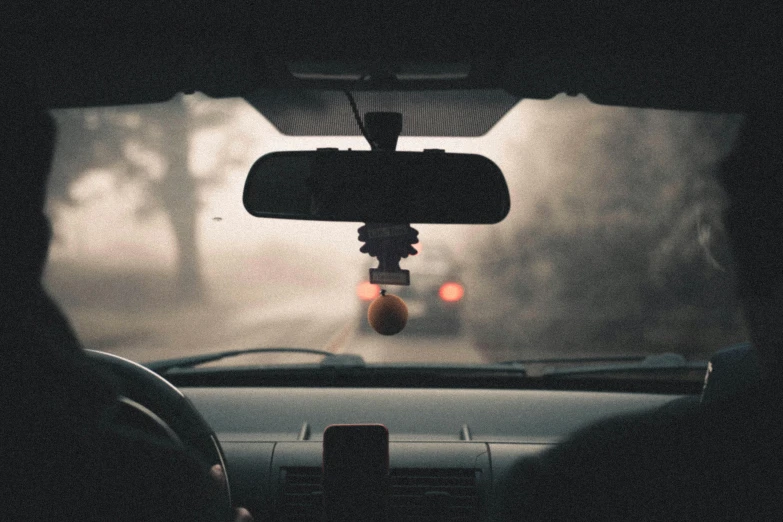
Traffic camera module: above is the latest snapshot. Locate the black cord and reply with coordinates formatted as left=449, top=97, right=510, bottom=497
left=343, top=90, right=377, bottom=150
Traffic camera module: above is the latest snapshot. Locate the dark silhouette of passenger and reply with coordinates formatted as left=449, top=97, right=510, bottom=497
left=499, top=108, right=783, bottom=520
left=1, top=102, right=252, bottom=521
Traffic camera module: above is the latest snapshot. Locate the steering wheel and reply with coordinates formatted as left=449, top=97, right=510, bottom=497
left=85, top=349, right=232, bottom=513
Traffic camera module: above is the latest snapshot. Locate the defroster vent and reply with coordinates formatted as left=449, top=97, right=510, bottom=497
left=278, top=467, right=481, bottom=521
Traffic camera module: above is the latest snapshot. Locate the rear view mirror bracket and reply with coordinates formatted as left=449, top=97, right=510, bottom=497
left=358, top=112, right=414, bottom=286
left=363, top=111, right=403, bottom=152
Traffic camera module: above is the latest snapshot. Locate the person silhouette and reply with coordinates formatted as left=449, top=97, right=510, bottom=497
left=498, top=108, right=783, bottom=521
left=0, top=100, right=253, bottom=521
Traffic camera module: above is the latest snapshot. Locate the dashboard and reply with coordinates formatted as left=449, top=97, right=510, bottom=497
left=184, top=386, right=684, bottom=521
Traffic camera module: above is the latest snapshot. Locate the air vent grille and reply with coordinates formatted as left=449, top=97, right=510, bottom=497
left=278, top=467, right=480, bottom=521
left=389, top=468, right=480, bottom=521
left=279, top=467, right=323, bottom=521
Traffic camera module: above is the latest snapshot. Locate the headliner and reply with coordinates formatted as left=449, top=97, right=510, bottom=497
left=2, top=1, right=781, bottom=113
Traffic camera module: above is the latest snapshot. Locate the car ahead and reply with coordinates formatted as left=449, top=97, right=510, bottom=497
left=357, top=243, right=465, bottom=335
left=4, top=1, right=783, bottom=521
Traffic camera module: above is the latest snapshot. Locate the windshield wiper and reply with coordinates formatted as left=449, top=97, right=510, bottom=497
left=145, top=347, right=355, bottom=373
left=499, top=355, right=648, bottom=366
left=539, top=353, right=707, bottom=377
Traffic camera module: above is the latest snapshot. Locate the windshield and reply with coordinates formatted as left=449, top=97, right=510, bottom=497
left=45, top=94, right=747, bottom=373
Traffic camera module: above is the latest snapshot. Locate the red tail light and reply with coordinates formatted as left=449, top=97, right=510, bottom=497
left=357, top=281, right=381, bottom=301
left=438, top=282, right=464, bottom=302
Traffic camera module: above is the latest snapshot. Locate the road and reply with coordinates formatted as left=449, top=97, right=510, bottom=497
left=75, top=293, right=487, bottom=366
left=339, top=329, right=487, bottom=364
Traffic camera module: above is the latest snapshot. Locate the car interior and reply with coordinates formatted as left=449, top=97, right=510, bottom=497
left=3, top=1, right=782, bottom=521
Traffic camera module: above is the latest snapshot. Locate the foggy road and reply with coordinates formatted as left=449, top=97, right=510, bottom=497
left=339, top=329, right=487, bottom=364
left=85, top=296, right=352, bottom=365
left=76, top=291, right=487, bottom=367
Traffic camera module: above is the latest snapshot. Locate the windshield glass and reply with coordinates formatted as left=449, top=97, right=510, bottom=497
left=45, top=94, right=747, bottom=371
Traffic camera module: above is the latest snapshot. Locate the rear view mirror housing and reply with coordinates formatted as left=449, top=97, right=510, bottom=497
left=243, top=149, right=510, bottom=224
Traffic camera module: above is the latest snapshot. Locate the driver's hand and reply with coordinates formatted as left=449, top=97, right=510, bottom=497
left=231, top=508, right=254, bottom=522
left=209, top=464, right=255, bottom=522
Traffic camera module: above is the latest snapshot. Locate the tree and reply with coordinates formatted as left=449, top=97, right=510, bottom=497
left=50, top=94, right=248, bottom=302
left=467, top=101, right=746, bottom=360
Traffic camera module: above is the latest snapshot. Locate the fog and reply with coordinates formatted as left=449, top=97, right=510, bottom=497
left=44, top=94, right=747, bottom=364
left=466, top=98, right=746, bottom=361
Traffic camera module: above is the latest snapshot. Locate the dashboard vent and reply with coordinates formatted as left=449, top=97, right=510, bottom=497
left=388, top=468, right=480, bottom=521
left=278, top=467, right=480, bottom=521
left=279, top=467, right=323, bottom=521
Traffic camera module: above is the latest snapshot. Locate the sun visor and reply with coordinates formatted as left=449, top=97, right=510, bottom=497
left=243, top=89, right=519, bottom=137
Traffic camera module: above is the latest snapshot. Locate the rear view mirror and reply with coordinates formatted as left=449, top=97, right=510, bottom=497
left=243, top=150, right=510, bottom=224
